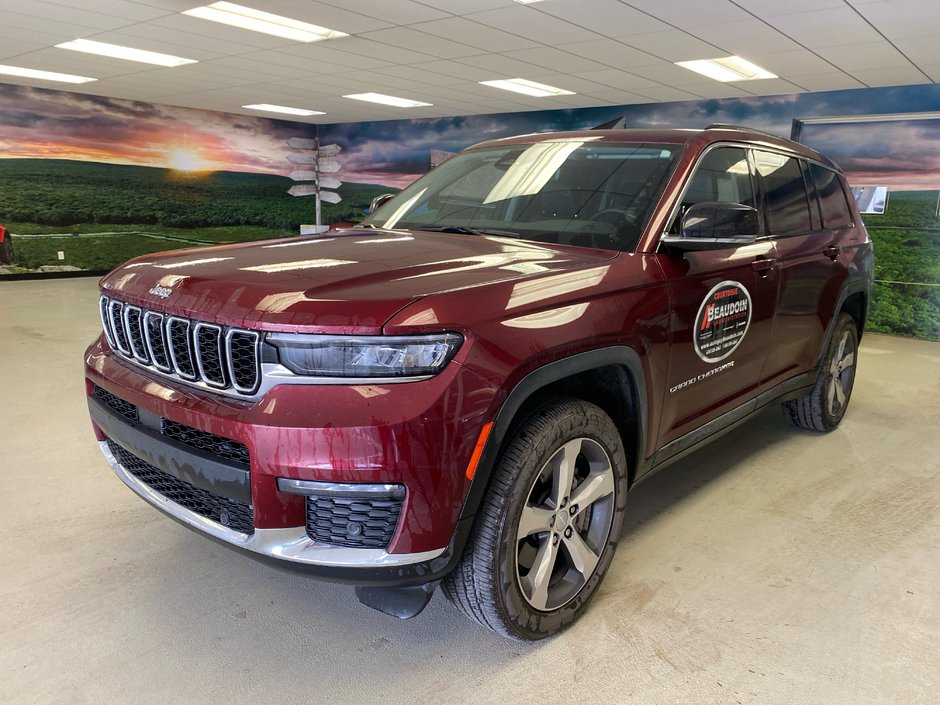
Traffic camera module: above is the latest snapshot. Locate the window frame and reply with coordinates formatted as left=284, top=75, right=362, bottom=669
left=659, top=141, right=765, bottom=247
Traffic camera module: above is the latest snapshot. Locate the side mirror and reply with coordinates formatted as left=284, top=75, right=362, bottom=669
left=368, top=193, right=395, bottom=214
left=662, top=202, right=760, bottom=251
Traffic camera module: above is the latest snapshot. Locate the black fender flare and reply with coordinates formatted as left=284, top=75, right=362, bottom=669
left=817, top=277, right=871, bottom=369
left=458, top=345, right=649, bottom=523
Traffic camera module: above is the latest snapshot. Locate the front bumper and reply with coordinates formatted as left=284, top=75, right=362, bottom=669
left=85, top=333, right=496, bottom=584
left=98, top=438, right=464, bottom=584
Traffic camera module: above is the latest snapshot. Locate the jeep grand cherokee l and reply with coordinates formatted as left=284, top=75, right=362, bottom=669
left=85, top=126, right=873, bottom=639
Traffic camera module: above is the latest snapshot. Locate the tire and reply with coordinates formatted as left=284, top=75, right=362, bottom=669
left=442, top=398, right=629, bottom=640
left=782, top=313, right=859, bottom=432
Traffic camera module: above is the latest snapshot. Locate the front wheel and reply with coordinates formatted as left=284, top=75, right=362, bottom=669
left=442, top=399, right=629, bottom=640
left=783, top=312, right=859, bottom=432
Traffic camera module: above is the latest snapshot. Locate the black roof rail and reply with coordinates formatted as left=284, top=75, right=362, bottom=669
left=705, top=123, right=783, bottom=139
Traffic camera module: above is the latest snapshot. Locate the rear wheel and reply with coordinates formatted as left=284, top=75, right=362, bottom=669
left=443, top=399, right=628, bottom=640
left=783, top=313, right=859, bottom=432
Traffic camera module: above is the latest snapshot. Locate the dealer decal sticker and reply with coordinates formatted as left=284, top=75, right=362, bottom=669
left=694, top=280, right=752, bottom=363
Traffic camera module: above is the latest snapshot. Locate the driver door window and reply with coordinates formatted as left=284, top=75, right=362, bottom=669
left=669, top=147, right=757, bottom=233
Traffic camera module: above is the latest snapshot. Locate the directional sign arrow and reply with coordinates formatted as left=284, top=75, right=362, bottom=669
left=319, top=190, right=342, bottom=204
left=289, top=170, right=318, bottom=182
left=288, top=184, right=319, bottom=197
left=286, top=152, right=317, bottom=165
left=317, top=158, right=341, bottom=173
left=318, top=176, right=342, bottom=190
left=318, top=144, right=342, bottom=157
left=286, top=137, right=319, bottom=150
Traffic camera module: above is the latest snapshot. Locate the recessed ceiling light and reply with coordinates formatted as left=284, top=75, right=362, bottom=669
left=513, top=0, right=545, bottom=4
left=676, top=56, right=777, bottom=82
left=183, top=2, right=347, bottom=43
left=0, top=64, right=96, bottom=84
left=243, top=104, right=325, bottom=116
left=343, top=93, right=432, bottom=108
left=56, top=39, right=197, bottom=67
left=480, top=78, right=575, bottom=97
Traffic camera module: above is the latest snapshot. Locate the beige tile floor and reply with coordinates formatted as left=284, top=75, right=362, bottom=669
left=1, top=277, right=938, bottom=705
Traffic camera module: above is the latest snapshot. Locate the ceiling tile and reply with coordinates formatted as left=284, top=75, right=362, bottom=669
left=767, top=8, right=884, bottom=48
left=501, top=47, right=611, bottom=75
left=617, top=30, right=724, bottom=62
left=410, top=16, right=540, bottom=53
left=463, top=6, right=600, bottom=45
left=625, top=0, right=753, bottom=27
left=572, top=69, right=661, bottom=91
left=534, top=0, right=671, bottom=37
left=845, top=0, right=940, bottom=41
left=553, top=38, right=660, bottom=68
left=316, top=0, right=450, bottom=25
left=457, top=52, right=555, bottom=77
left=755, top=49, right=842, bottom=76
left=847, top=66, right=931, bottom=87
left=406, top=60, right=496, bottom=81
left=325, top=36, right=441, bottom=64
left=732, top=0, right=846, bottom=16
left=727, top=78, right=808, bottom=96
left=890, top=36, right=940, bottom=66
left=358, top=27, right=484, bottom=59
left=816, top=41, right=916, bottom=72
left=693, top=19, right=804, bottom=55
left=632, top=86, right=706, bottom=102
left=782, top=72, right=866, bottom=91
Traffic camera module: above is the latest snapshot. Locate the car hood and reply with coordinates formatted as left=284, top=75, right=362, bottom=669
left=100, top=228, right=618, bottom=332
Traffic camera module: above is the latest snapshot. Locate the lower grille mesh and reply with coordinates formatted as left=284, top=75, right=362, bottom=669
left=92, top=385, right=249, bottom=467
left=305, top=495, right=403, bottom=548
left=108, top=440, right=254, bottom=535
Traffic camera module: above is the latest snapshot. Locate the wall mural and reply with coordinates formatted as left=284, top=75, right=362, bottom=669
left=0, top=84, right=379, bottom=276
left=1, top=81, right=937, bottom=339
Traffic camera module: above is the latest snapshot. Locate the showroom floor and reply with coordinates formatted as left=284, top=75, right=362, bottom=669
left=1, top=277, right=938, bottom=705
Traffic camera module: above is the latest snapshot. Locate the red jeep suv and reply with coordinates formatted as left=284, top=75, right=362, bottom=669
left=85, top=126, right=873, bottom=639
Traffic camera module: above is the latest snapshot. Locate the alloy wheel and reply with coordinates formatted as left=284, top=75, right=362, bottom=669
left=515, top=437, right=616, bottom=611
left=827, top=329, right=856, bottom=416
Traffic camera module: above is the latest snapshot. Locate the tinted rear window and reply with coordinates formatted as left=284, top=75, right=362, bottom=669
left=754, top=150, right=812, bottom=236
left=808, top=163, right=853, bottom=228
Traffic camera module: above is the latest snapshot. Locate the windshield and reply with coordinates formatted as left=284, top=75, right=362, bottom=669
left=362, top=139, right=681, bottom=252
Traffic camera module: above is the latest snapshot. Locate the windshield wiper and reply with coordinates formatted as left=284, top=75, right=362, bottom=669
left=423, top=225, right=521, bottom=238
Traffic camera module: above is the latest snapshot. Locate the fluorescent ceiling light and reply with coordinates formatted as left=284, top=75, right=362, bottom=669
left=480, top=78, right=575, bottom=97
left=676, top=56, right=777, bottom=82
left=183, top=2, right=347, bottom=42
left=343, top=93, right=432, bottom=108
left=513, top=0, right=545, bottom=3
left=56, top=39, right=197, bottom=67
left=243, top=104, right=325, bottom=116
left=0, top=63, right=96, bottom=84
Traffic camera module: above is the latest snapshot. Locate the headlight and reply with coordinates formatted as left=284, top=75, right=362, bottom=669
left=267, top=332, right=463, bottom=378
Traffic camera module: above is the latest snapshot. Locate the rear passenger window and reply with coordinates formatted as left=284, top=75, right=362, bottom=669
left=754, top=150, right=812, bottom=236
left=670, top=146, right=755, bottom=233
left=808, top=163, right=853, bottom=228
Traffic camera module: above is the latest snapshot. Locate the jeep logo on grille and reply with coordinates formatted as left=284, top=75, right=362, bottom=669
left=148, top=285, right=173, bottom=299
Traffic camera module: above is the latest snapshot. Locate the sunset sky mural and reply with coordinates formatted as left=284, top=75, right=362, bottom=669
left=0, top=84, right=314, bottom=175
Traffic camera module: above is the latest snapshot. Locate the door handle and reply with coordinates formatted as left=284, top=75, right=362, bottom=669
left=751, top=256, right=776, bottom=274
left=823, top=245, right=842, bottom=261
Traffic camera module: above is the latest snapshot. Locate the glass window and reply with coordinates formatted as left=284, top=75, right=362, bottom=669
left=754, top=150, right=812, bottom=236
left=364, top=141, right=681, bottom=252
left=808, top=163, right=853, bottom=229
left=669, top=146, right=755, bottom=233
left=800, top=160, right=822, bottom=231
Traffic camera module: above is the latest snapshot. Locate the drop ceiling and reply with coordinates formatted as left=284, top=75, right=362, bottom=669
left=0, top=0, right=936, bottom=124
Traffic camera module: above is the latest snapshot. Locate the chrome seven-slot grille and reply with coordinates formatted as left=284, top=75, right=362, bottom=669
left=99, top=295, right=261, bottom=395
